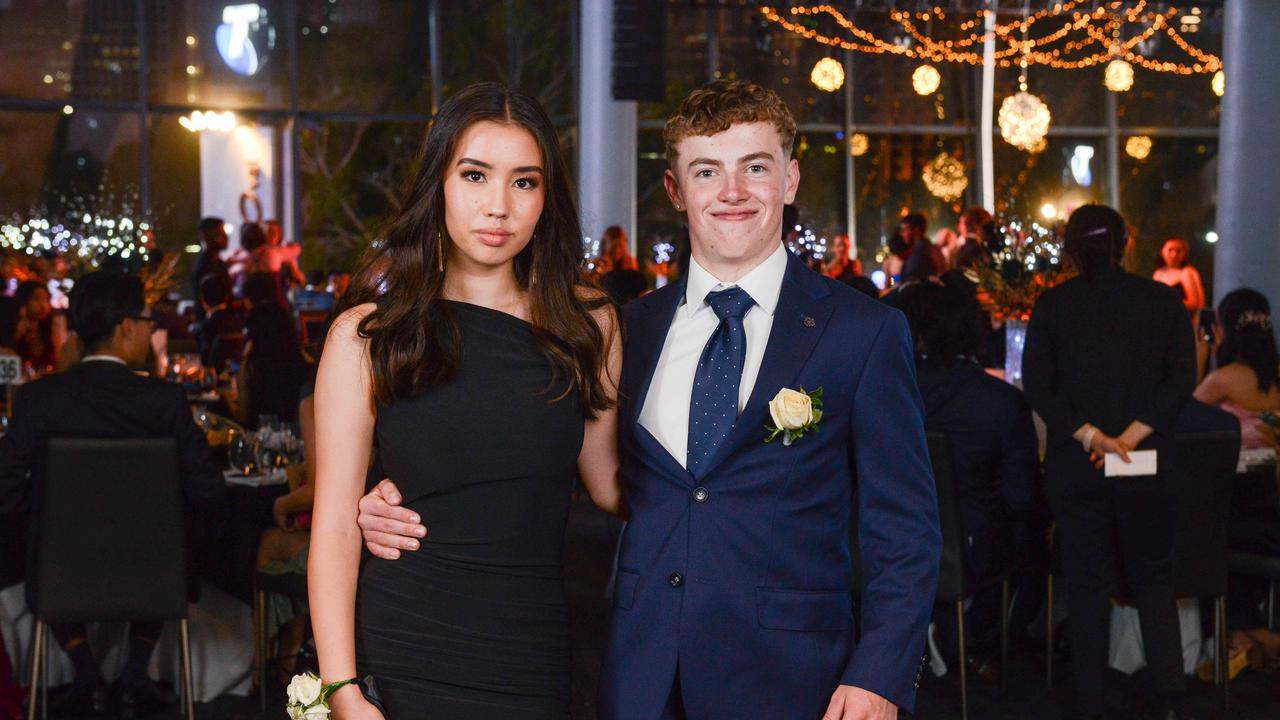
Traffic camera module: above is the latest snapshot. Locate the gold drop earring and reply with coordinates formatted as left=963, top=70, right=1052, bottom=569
left=437, top=231, right=445, bottom=273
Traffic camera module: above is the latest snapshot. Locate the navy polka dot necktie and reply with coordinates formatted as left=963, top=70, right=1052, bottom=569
left=687, top=286, right=756, bottom=478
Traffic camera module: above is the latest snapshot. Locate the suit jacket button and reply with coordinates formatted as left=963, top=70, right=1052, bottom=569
left=668, top=572, right=684, bottom=588
left=693, top=487, right=709, bottom=503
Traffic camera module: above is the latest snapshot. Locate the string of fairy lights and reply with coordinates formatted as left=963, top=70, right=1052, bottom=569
left=772, top=2, right=1221, bottom=169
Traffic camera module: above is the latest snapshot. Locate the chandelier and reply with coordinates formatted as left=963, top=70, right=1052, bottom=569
left=922, top=153, right=968, bottom=201
left=1104, top=59, right=1134, bottom=92
left=1125, top=135, right=1153, bottom=160
left=810, top=57, right=845, bottom=92
left=912, top=64, right=941, bottom=95
left=999, top=92, right=1052, bottom=151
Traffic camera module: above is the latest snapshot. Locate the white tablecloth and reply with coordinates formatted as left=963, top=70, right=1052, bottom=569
left=1, top=583, right=253, bottom=702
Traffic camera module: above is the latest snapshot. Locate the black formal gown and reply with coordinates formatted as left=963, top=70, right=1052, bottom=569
left=356, top=301, right=583, bottom=719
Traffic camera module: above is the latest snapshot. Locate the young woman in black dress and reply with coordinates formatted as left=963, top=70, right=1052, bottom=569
left=310, top=83, right=623, bottom=720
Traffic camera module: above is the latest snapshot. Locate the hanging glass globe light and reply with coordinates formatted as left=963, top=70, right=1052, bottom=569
left=849, top=133, right=869, bottom=157
left=922, top=153, right=968, bottom=201
left=998, top=91, right=1052, bottom=151
left=1125, top=135, right=1153, bottom=160
left=810, top=57, right=845, bottom=93
left=1212, top=70, right=1225, bottom=97
left=912, top=64, right=941, bottom=95
left=1104, top=59, right=1134, bottom=92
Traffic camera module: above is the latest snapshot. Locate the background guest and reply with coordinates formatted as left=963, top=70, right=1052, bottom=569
left=251, top=220, right=306, bottom=292
left=896, top=280, right=1041, bottom=680
left=1192, top=287, right=1280, bottom=666
left=1152, top=236, right=1206, bottom=313
left=221, top=303, right=313, bottom=428
left=1022, top=204, right=1196, bottom=719
left=958, top=206, right=994, bottom=254
left=190, top=217, right=230, bottom=310
left=935, top=227, right=961, bottom=269
left=822, top=234, right=861, bottom=284
left=326, top=269, right=351, bottom=300
left=294, top=270, right=336, bottom=314
left=0, top=271, right=223, bottom=715
left=197, top=274, right=245, bottom=367
left=255, top=377, right=319, bottom=684
left=595, top=225, right=645, bottom=305
left=900, top=212, right=945, bottom=281
left=13, top=280, right=64, bottom=372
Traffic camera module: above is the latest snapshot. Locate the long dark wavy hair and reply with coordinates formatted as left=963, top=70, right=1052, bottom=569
left=1216, top=288, right=1278, bottom=393
left=343, top=82, right=612, bottom=417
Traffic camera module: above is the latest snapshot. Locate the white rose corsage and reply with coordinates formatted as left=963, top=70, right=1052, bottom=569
left=763, top=386, right=823, bottom=446
left=286, top=673, right=358, bottom=720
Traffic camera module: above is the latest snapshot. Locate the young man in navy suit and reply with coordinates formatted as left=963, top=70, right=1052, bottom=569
left=355, top=81, right=940, bottom=719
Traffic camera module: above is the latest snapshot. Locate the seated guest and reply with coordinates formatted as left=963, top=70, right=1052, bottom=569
left=294, top=270, right=336, bottom=314
left=13, top=280, right=65, bottom=372
left=0, top=271, right=223, bottom=715
left=256, top=378, right=318, bottom=683
left=222, top=303, right=313, bottom=428
left=895, top=281, right=1040, bottom=677
left=197, top=274, right=244, bottom=367
left=1192, top=287, right=1280, bottom=664
left=326, top=269, right=350, bottom=300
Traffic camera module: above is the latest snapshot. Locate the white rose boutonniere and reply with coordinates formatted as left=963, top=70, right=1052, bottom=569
left=286, top=673, right=358, bottom=720
left=764, top=386, right=823, bottom=446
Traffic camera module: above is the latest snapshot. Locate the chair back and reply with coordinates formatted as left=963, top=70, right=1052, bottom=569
left=1169, top=430, right=1239, bottom=598
left=31, top=437, right=188, bottom=623
left=850, top=432, right=958, bottom=600
left=297, top=310, right=330, bottom=345
left=928, top=432, right=968, bottom=602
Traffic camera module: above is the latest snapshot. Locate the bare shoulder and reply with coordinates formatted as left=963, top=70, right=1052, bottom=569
left=327, top=303, right=377, bottom=343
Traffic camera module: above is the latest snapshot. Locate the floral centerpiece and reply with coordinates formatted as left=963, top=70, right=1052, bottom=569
left=965, top=219, right=1072, bottom=384
left=966, top=219, right=1069, bottom=324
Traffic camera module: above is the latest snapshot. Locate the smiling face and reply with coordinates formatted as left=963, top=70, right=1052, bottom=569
left=442, top=120, right=545, bottom=273
left=664, top=122, right=798, bottom=282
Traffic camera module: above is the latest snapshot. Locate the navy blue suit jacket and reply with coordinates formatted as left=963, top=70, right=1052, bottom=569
left=598, top=252, right=940, bottom=719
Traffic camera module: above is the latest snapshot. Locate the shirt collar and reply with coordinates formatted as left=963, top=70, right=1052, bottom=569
left=684, top=242, right=788, bottom=319
left=82, top=354, right=128, bottom=366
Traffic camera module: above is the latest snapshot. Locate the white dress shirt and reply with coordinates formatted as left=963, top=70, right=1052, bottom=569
left=638, top=242, right=789, bottom=468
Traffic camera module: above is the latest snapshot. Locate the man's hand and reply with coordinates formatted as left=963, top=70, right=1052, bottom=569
left=823, top=685, right=896, bottom=720
left=356, top=479, right=426, bottom=559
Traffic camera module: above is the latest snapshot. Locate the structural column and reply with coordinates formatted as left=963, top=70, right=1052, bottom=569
left=1215, top=0, right=1280, bottom=307
left=578, top=0, right=638, bottom=254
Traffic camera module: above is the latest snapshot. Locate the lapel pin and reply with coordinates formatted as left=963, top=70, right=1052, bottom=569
left=803, top=316, right=816, bottom=327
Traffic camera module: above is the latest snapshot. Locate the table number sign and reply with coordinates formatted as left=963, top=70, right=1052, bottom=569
left=0, top=355, right=22, bottom=385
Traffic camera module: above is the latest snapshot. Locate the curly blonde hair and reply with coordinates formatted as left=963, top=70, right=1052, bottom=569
left=663, top=80, right=797, bottom=169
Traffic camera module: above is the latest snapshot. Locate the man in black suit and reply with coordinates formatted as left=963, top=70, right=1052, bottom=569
left=1023, top=205, right=1196, bottom=720
left=894, top=280, right=1042, bottom=679
left=196, top=273, right=244, bottom=367
left=0, top=271, right=224, bottom=716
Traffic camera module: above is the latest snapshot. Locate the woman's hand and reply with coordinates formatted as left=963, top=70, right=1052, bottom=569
left=1088, top=434, right=1133, bottom=470
left=328, top=684, right=384, bottom=720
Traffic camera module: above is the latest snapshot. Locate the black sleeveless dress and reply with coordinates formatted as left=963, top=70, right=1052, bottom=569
left=356, top=301, right=583, bottom=719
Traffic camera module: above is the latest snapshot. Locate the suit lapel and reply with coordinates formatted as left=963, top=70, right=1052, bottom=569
left=698, top=253, right=834, bottom=480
